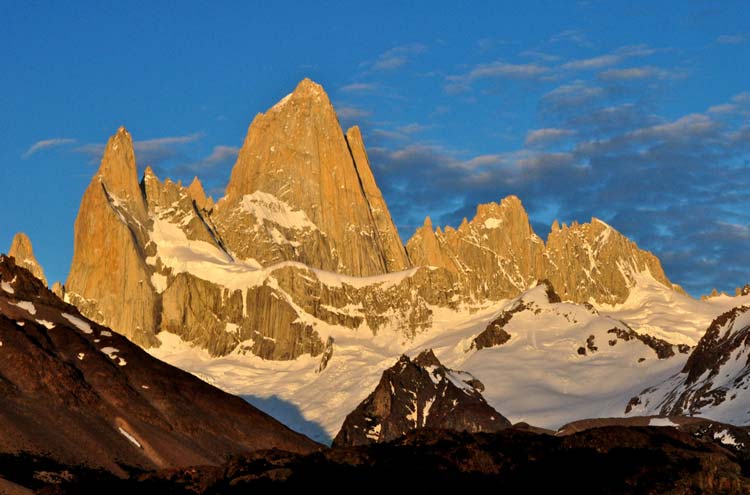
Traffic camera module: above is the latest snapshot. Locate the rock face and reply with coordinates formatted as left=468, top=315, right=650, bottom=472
left=215, top=78, right=409, bottom=276
left=407, top=203, right=681, bottom=305
left=333, top=349, right=511, bottom=447
left=8, top=233, right=46, bottom=286
left=65, top=127, right=159, bottom=346
left=626, top=305, right=750, bottom=423
left=0, top=254, right=319, bottom=477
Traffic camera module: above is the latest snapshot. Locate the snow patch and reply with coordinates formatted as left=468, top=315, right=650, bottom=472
left=483, top=218, right=503, bottom=229
left=151, top=273, right=168, bottom=293
left=36, top=319, right=55, bottom=329
left=1, top=281, right=14, bottom=294
left=118, top=427, right=142, bottom=448
left=62, top=313, right=93, bottom=334
left=240, top=191, right=319, bottom=232
left=11, top=301, right=36, bottom=315
left=101, top=347, right=128, bottom=365
left=714, top=429, right=741, bottom=447
left=649, top=417, right=679, bottom=427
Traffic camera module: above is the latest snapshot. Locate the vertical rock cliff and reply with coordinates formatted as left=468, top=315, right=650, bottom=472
left=65, top=127, right=159, bottom=346
left=214, top=78, right=408, bottom=276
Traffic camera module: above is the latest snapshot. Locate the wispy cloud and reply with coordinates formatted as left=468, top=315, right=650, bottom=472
left=716, top=34, right=745, bottom=45
left=562, top=44, right=656, bottom=71
left=550, top=29, right=592, bottom=47
left=171, top=145, right=240, bottom=175
left=368, top=43, right=427, bottom=71
left=598, top=66, right=680, bottom=81
left=525, top=128, right=576, bottom=147
left=336, top=105, right=371, bottom=121
left=371, top=122, right=432, bottom=142
left=22, top=138, right=76, bottom=159
left=75, top=132, right=203, bottom=165
left=445, top=61, right=550, bottom=93
left=340, top=82, right=379, bottom=93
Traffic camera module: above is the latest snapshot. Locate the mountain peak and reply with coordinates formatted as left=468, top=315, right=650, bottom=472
left=8, top=232, right=47, bottom=286
left=96, top=127, right=146, bottom=218
left=188, top=176, right=209, bottom=210
left=218, top=79, right=407, bottom=276
left=294, top=77, right=325, bottom=95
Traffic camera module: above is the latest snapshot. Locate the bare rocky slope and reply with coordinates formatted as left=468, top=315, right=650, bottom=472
left=0, top=254, right=318, bottom=477
left=62, top=78, right=684, bottom=362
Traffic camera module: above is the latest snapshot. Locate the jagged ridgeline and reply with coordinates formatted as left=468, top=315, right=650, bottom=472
left=62, top=78, right=682, bottom=360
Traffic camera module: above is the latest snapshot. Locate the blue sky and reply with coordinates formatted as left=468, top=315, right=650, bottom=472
left=1, top=0, right=748, bottom=296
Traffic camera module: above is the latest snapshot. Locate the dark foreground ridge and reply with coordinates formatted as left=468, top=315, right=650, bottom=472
left=0, top=254, right=319, bottom=479
left=5, top=423, right=750, bottom=493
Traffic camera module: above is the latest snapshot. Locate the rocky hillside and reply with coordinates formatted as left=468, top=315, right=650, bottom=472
left=63, top=78, right=685, bottom=362
left=0, top=254, right=318, bottom=476
left=626, top=305, right=750, bottom=424
left=333, top=350, right=510, bottom=447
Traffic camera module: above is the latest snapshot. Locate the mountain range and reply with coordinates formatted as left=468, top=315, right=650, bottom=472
left=2, top=78, right=750, bottom=490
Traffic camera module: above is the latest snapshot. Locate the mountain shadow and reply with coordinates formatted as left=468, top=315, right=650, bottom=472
left=242, top=395, right=332, bottom=445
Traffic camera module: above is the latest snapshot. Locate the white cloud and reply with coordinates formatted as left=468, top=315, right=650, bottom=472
left=370, top=43, right=427, bottom=71
left=716, top=34, right=745, bottom=45
left=598, top=66, right=673, bottom=81
left=22, top=138, right=76, bottom=159
left=525, top=128, right=576, bottom=147
left=340, top=82, right=379, bottom=92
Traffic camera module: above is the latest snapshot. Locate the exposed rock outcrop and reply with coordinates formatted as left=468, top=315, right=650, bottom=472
left=333, top=349, right=511, bottom=447
left=8, top=233, right=46, bottom=286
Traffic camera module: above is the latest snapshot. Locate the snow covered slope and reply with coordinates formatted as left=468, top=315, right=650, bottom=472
left=149, top=277, right=750, bottom=444
left=626, top=304, right=750, bottom=424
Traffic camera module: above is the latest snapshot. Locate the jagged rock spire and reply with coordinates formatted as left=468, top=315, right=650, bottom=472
left=96, top=126, right=147, bottom=220
left=66, top=127, right=158, bottom=346
left=8, top=232, right=47, bottom=285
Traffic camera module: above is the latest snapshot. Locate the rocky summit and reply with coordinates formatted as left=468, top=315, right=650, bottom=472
left=333, top=350, right=511, bottom=447
left=63, top=78, right=687, bottom=362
